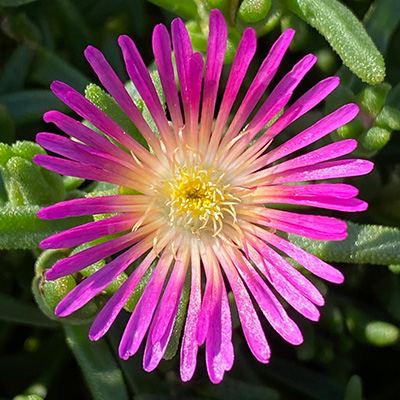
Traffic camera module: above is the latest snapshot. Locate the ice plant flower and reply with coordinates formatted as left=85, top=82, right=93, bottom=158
left=34, top=10, right=373, bottom=383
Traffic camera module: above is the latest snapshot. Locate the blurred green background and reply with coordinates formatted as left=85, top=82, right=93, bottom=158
left=1, top=0, right=400, bottom=399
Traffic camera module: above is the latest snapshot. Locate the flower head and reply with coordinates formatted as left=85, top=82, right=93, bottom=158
left=34, top=10, right=373, bottom=383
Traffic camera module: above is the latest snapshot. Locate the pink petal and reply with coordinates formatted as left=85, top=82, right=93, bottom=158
left=55, top=237, right=153, bottom=316
left=118, top=35, right=175, bottom=152
left=226, top=246, right=303, bottom=345
left=143, top=244, right=190, bottom=372
left=89, top=250, right=158, bottom=340
left=40, top=213, right=137, bottom=249
left=219, top=29, right=295, bottom=149
left=152, top=24, right=184, bottom=134
left=84, top=45, right=165, bottom=159
left=252, top=226, right=345, bottom=283
left=43, top=111, right=135, bottom=164
left=214, top=242, right=271, bottom=363
left=206, top=28, right=257, bottom=162
left=198, top=9, right=227, bottom=151
left=38, top=195, right=148, bottom=220
left=248, top=244, right=320, bottom=321
left=118, top=246, right=175, bottom=360
left=46, top=221, right=159, bottom=280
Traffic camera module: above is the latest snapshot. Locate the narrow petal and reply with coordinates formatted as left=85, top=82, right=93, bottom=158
left=50, top=81, right=156, bottom=167
left=118, top=35, right=176, bottom=152
left=248, top=243, right=321, bottom=321
left=84, top=45, right=166, bottom=160
left=241, top=77, right=341, bottom=163
left=38, top=195, right=149, bottom=220
left=40, top=213, right=137, bottom=249
left=55, top=236, right=153, bottom=316
left=205, top=275, right=234, bottom=384
left=43, top=111, right=135, bottom=164
left=143, top=243, right=190, bottom=372
left=89, top=250, right=158, bottom=340
left=34, top=154, right=139, bottom=190
left=214, top=241, right=271, bottom=363
left=256, top=104, right=360, bottom=167
left=223, top=53, right=317, bottom=161
left=206, top=28, right=257, bottom=162
left=171, top=17, right=193, bottom=124
left=218, top=29, right=295, bottom=150
left=241, top=208, right=348, bottom=241
left=261, top=159, right=374, bottom=186
left=226, top=246, right=303, bottom=345
left=199, top=9, right=227, bottom=151
left=255, top=139, right=358, bottom=180
left=36, top=132, right=157, bottom=186
left=118, top=243, right=177, bottom=360
left=46, top=221, right=159, bottom=279
left=153, top=24, right=184, bottom=134
left=249, top=225, right=345, bottom=283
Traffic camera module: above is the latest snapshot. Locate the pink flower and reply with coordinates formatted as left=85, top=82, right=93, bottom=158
left=34, top=10, right=373, bottom=383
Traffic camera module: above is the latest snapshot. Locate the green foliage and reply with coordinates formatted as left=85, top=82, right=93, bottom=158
left=286, top=0, right=385, bottom=84
left=288, top=221, right=400, bottom=265
left=0, top=0, right=400, bottom=399
left=64, top=324, right=129, bottom=400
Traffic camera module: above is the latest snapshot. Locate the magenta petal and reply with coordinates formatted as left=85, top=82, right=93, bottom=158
left=153, top=24, right=183, bottom=134
left=266, top=159, right=374, bottom=185
left=43, top=111, right=134, bottom=164
left=33, top=154, right=137, bottom=188
left=171, top=17, right=193, bottom=123
left=40, top=213, right=136, bottom=249
left=37, top=195, right=147, bottom=220
left=261, top=104, right=360, bottom=166
left=214, top=243, right=271, bottom=363
left=142, top=246, right=190, bottom=372
left=46, top=222, right=157, bottom=280
left=84, top=45, right=164, bottom=158
left=180, top=240, right=202, bottom=382
left=89, top=250, right=157, bottom=341
left=118, top=248, right=174, bottom=360
left=199, top=9, right=227, bottom=150
left=118, top=35, right=174, bottom=151
left=206, top=28, right=257, bottom=161
left=264, top=139, right=358, bottom=176
left=227, top=246, right=303, bottom=345
left=255, top=228, right=345, bottom=283
left=220, top=29, right=295, bottom=148
left=205, top=278, right=234, bottom=384
left=253, top=209, right=348, bottom=241
left=55, top=238, right=152, bottom=316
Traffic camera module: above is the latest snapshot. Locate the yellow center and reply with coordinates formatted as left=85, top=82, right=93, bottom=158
left=162, top=166, right=239, bottom=235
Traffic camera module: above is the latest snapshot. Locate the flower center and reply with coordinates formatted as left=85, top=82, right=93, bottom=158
left=162, top=166, right=239, bottom=235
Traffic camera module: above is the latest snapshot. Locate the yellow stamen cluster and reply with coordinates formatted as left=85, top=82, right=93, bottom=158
left=162, top=166, right=240, bottom=236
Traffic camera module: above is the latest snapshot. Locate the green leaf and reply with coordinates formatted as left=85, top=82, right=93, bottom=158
left=288, top=221, right=400, bottom=265
left=286, top=0, right=385, bottom=84
left=63, top=324, right=129, bottom=400
left=0, top=104, right=16, bottom=144
left=30, top=47, right=90, bottom=92
left=0, top=0, right=38, bottom=5
left=364, top=0, right=400, bottom=55
left=344, top=375, right=363, bottom=400
left=146, top=0, right=198, bottom=19
left=199, top=377, right=280, bottom=400
left=264, top=358, right=343, bottom=400
left=0, top=45, right=33, bottom=95
left=0, top=205, right=89, bottom=250
left=0, top=90, right=68, bottom=125
left=238, top=0, right=272, bottom=23
left=85, top=83, right=148, bottom=148
left=0, top=291, right=56, bottom=328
